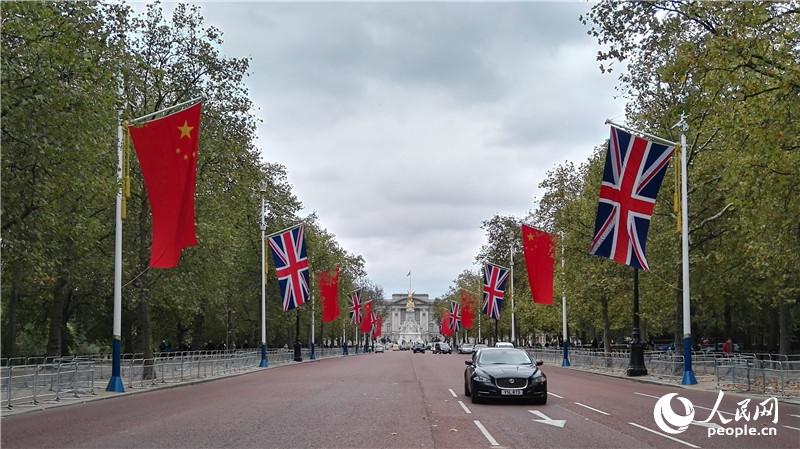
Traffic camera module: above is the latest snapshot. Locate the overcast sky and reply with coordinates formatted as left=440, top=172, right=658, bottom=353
left=172, top=1, right=625, bottom=297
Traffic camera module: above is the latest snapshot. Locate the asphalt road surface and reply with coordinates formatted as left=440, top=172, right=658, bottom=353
left=3, top=350, right=799, bottom=448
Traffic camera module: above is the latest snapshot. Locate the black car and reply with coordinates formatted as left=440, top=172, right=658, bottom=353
left=464, top=348, right=546, bottom=404
left=412, top=342, right=426, bottom=353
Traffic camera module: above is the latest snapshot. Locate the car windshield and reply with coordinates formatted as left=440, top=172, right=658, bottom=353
left=477, top=349, right=532, bottom=365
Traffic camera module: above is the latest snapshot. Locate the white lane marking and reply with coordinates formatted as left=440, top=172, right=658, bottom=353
left=690, top=421, right=721, bottom=430
left=474, top=420, right=499, bottom=446
left=547, top=392, right=564, bottom=398
left=628, top=422, right=701, bottom=449
left=457, top=400, right=472, bottom=414
left=634, top=392, right=660, bottom=399
left=783, top=425, right=800, bottom=432
left=528, top=410, right=566, bottom=428
left=634, top=392, right=734, bottom=416
left=789, top=414, right=800, bottom=419
left=448, top=388, right=458, bottom=398
left=574, top=402, right=610, bottom=416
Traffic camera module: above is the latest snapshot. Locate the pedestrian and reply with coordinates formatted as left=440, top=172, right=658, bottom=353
left=722, top=338, right=733, bottom=355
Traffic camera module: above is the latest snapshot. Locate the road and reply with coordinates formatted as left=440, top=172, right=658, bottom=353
left=2, top=350, right=799, bottom=448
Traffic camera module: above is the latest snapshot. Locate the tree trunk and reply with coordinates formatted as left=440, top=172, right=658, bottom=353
left=3, top=280, right=20, bottom=358
left=46, top=277, right=69, bottom=356
left=136, top=192, right=154, bottom=379
left=191, top=312, right=205, bottom=350
left=766, top=307, right=779, bottom=352
left=724, top=297, right=733, bottom=340
left=601, top=294, right=611, bottom=356
left=778, top=300, right=792, bottom=355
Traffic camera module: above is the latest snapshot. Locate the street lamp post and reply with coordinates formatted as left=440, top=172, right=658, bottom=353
left=259, top=191, right=269, bottom=368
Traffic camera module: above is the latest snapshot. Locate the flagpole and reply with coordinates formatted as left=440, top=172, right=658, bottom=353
left=310, top=292, right=316, bottom=360
left=561, top=232, right=570, bottom=367
left=676, top=114, right=697, bottom=385
left=509, top=232, right=515, bottom=346
left=106, top=91, right=125, bottom=393
left=605, top=119, right=677, bottom=147
left=129, top=96, right=205, bottom=125
left=259, top=194, right=269, bottom=368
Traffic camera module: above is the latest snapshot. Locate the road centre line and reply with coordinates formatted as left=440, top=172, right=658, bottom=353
left=448, top=388, right=458, bottom=398
left=783, top=425, right=800, bottom=432
left=633, top=392, right=734, bottom=416
left=628, top=422, right=701, bottom=449
left=574, top=402, right=610, bottom=415
left=458, top=400, right=472, bottom=414
left=547, top=392, right=564, bottom=398
left=474, top=420, right=499, bottom=446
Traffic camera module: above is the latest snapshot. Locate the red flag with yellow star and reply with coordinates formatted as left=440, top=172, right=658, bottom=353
left=318, top=267, right=340, bottom=323
left=521, top=224, right=555, bottom=305
left=129, top=103, right=202, bottom=268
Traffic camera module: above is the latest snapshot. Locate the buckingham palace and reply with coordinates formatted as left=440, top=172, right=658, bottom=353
left=382, top=293, right=441, bottom=343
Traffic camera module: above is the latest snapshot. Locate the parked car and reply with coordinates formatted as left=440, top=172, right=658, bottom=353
left=400, top=342, right=411, bottom=351
left=458, top=344, right=475, bottom=354
left=464, top=348, right=546, bottom=404
left=412, top=342, right=426, bottom=353
left=495, top=341, right=514, bottom=348
left=375, top=344, right=385, bottom=353
left=434, top=342, right=452, bottom=354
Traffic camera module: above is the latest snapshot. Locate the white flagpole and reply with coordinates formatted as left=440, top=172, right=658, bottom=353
left=259, top=195, right=268, bottom=367
left=675, top=114, right=697, bottom=385
left=106, top=87, right=125, bottom=393
left=510, top=234, right=515, bottom=346
left=311, top=293, right=316, bottom=359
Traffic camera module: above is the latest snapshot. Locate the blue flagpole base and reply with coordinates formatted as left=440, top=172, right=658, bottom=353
left=561, top=341, right=571, bottom=367
left=310, top=344, right=316, bottom=360
left=105, top=375, right=125, bottom=393
left=681, top=336, right=697, bottom=385
left=259, top=343, right=269, bottom=368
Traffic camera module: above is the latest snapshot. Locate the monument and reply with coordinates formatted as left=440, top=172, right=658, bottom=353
left=384, top=293, right=439, bottom=343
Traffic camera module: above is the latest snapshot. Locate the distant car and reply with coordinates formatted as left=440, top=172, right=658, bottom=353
left=412, top=342, right=426, bottom=353
left=391, top=343, right=400, bottom=351
left=473, top=344, right=488, bottom=353
left=434, top=342, right=452, bottom=354
left=495, top=342, right=514, bottom=348
left=464, top=348, right=546, bottom=404
left=400, top=342, right=411, bottom=351
left=458, top=344, right=474, bottom=354
left=375, top=344, right=384, bottom=353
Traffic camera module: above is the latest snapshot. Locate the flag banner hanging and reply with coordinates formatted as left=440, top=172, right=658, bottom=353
left=268, top=224, right=310, bottom=311
left=460, top=290, right=475, bottom=329
left=374, top=315, right=383, bottom=338
left=349, top=289, right=363, bottom=324
left=441, top=311, right=453, bottom=337
left=128, top=103, right=202, bottom=268
left=318, top=267, right=340, bottom=323
left=370, top=310, right=380, bottom=336
left=482, top=262, right=509, bottom=321
left=589, top=125, right=675, bottom=271
left=449, top=301, right=462, bottom=333
left=360, top=301, right=373, bottom=333
left=521, top=224, right=555, bottom=305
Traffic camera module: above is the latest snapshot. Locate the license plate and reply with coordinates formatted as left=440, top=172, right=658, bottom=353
left=501, top=389, right=522, bottom=395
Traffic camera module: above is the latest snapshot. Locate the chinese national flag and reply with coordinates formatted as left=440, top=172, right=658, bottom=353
left=318, top=268, right=340, bottom=323
left=441, top=311, right=453, bottom=337
left=360, top=301, right=373, bottom=333
left=460, top=290, right=475, bottom=329
left=128, top=103, right=202, bottom=268
left=521, top=224, right=555, bottom=305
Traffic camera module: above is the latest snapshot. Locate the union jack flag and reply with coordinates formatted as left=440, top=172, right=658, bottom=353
left=590, top=126, right=674, bottom=271
left=268, top=224, right=310, bottom=311
left=349, top=289, right=362, bottom=324
left=449, top=301, right=462, bottom=333
left=482, top=262, right=509, bottom=321
left=370, top=310, right=380, bottom=335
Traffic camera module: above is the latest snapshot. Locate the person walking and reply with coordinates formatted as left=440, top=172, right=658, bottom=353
left=722, top=338, right=733, bottom=355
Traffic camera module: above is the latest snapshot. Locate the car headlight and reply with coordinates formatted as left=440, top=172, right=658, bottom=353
left=530, top=372, right=546, bottom=383
left=472, top=374, right=491, bottom=383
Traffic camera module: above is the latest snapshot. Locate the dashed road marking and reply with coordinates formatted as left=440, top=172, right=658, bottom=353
left=634, top=392, right=660, bottom=399
left=547, top=392, right=564, bottom=398
left=474, top=420, right=499, bottom=446
left=789, top=414, right=800, bottom=419
left=457, top=400, right=472, bottom=414
left=628, top=422, right=700, bottom=448
left=783, top=425, right=800, bottom=432
left=574, top=402, right=610, bottom=415
left=448, top=388, right=458, bottom=398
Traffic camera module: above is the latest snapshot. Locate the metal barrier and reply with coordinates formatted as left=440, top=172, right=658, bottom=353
left=524, top=348, right=799, bottom=397
left=1, top=347, right=358, bottom=411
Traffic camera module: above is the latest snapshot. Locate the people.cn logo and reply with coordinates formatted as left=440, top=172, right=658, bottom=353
left=653, top=393, right=696, bottom=434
